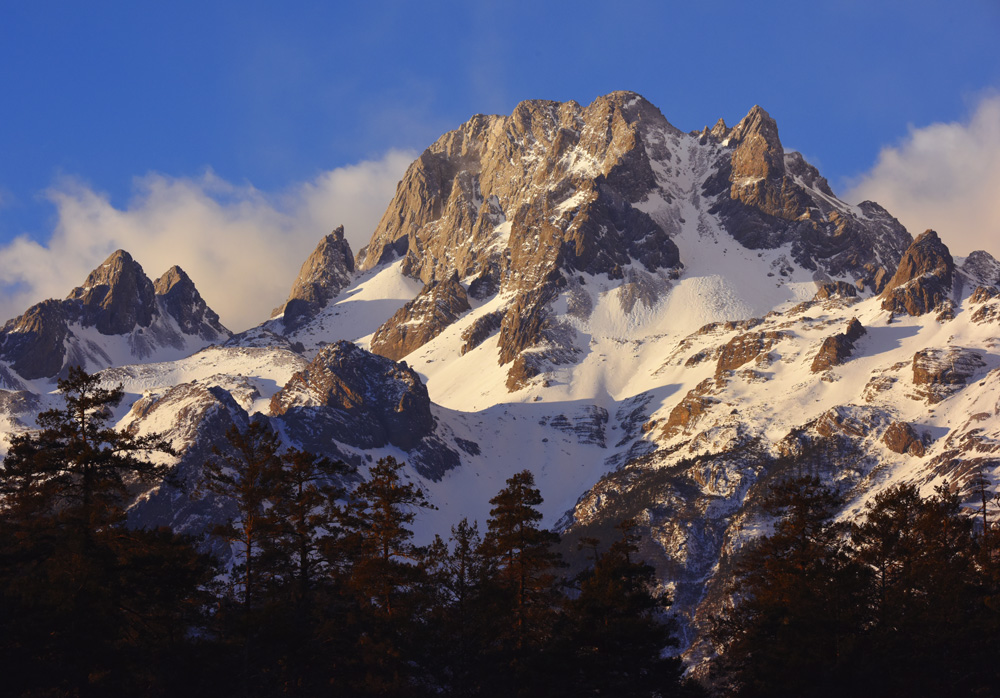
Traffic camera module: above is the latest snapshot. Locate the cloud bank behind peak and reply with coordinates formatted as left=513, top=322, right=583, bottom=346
left=0, top=150, right=415, bottom=332
left=847, top=94, right=1000, bottom=261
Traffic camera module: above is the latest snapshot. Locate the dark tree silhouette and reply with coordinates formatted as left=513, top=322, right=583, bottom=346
left=561, top=519, right=687, bottom=697
left=0, top=366, right=207, bottom=697
left=712, top=477, right=865, bottom=698
left=1, top=365, right=173, bottom=537
left=481, top=469, right=564, bottom=696
left=197, top=420, right=285, bottom=697
left=337, top=455, right=436, bottom=696
left=199, top=420, right=283, bottom=612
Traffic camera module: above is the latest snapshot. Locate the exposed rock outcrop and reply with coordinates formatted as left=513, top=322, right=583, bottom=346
left=370, top=273, right=471, bottom=361
left=813, top=281, right=858, bottom=301
left=461, top=310, right=504, bottom=355
left=970, top=286, right=1000, bottom=304
left=811, top=317, right=866, bottom=372
left=880, top=230, right=955, bottom=316
left=814, top=406, right=869, bottom=439
left=912, top=347, right=986, bottom=404
left=270, top=340, right=434, bottom=451
left=662, top=378, right=722, bottom=439
left=971, top=300, right=1000, bottom=325
left=276, top=226, right=355, bottom=330
left=882, top=421, right=926, bottom=456
left=715, top=331, right=785, bottom=378
left=539, top=405, right=609, bottom=448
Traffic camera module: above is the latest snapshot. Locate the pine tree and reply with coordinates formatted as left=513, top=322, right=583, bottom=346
left=850, top=483, right=978, bottom=696
left=425, top=518, right=494, bottom=696
left=712, top=476, right=865, bottom=698
left=481, top=469, right=564, bottom=696
left=199, top=419, right=283, bottom=611
left=1, top=365, right=173, bottom=538
left=264, top=447, right=352, bottom=694
left=0, top=366, right=207, bottom=697
left=269, top=447, right=351, bottom=618
left=561, top=519, right=686, bottom=697
left=197, top=419, right=284, bottom=697
left=337, top=455, right=436, bottom=696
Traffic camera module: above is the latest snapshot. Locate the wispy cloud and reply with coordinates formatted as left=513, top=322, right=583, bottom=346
left=0, top=150, right=415, bottom=332
left=846, top=94, right=1000, bottom=260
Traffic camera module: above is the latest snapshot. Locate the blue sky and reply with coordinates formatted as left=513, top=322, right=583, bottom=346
left=1, top=0, right=998, bottom=329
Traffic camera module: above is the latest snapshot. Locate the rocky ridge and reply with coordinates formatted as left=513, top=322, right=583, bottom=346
left=0, top=250, right=229, bottom=380
left=370, top=273, right=471, bottom=361
left=322, top=92, right=914, bottom=392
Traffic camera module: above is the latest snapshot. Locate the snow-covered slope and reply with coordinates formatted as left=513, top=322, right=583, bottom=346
left=2, top=92, right=997, bottom=666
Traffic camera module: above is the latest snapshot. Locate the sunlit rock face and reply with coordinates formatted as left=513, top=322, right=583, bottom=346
left=0, top=250, right=228, bottom=379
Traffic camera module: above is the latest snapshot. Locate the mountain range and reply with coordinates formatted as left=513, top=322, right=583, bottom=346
left=2, top=91, right=997, bottom=664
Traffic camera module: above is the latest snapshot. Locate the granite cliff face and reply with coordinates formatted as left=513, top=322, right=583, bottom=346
left=352, top=93, right=687, bottom=388
left=704, top=108, right=911, bottom=290
left=343, top=92, right=913, bottom=391
left=0, top=250, right=229, bottom=380
left=355, top=93, right=681, bottom=283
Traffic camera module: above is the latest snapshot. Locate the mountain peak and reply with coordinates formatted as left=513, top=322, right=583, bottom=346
left=155, top=265, right=228, bottom=339
left=727, top=104, right=784, bottom=180
left=67, top=249, right=156, bottom=335
left=731, top=105, right=778, bottom=134
left=74, top=249, right=143, bottom=288
left=154, top=265, right=192, bottom=294
left=710, top=117, right=730, bottom=140
left=344, top=92, right=916, bottom=390
left=276, top=226, right=355, bottom=330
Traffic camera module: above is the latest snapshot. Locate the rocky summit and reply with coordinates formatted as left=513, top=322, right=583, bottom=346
left=273, top=225, right=355, bottom=331
left=2, top=91, right=999, bottom=673
left=0, top=250, right=229, bottom=379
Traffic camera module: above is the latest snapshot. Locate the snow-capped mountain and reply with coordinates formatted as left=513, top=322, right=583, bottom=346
left=0, top=249, right=229, bottom=383
left=2, top=92, right=998, bottom=663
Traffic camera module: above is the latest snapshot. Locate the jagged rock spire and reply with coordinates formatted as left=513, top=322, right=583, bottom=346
left=727, top=105, right=786, bottom=184
left=880, top=230, right=955, bottom=316
left=276, top=225, right=354, bottom=330
left=155, top=266, right=229, bottom=338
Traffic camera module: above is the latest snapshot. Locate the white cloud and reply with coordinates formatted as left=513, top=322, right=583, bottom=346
left=847, top=94, right=1000, bottom=260
left=0, top=150, right=415, bottom=332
